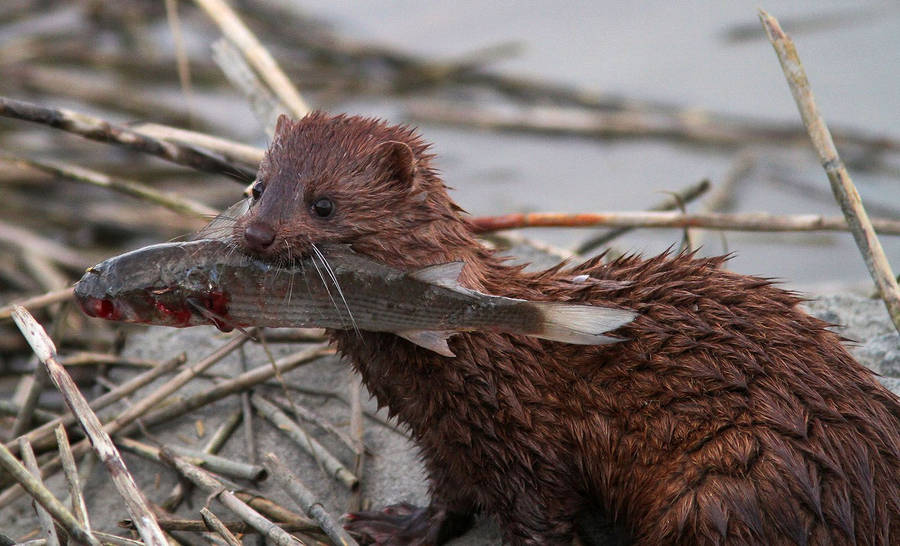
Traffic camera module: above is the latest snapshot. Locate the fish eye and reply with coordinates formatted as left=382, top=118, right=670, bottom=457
left=250, top=181, right=265, bottom=201
left=312, top=197, right=334, bottom=218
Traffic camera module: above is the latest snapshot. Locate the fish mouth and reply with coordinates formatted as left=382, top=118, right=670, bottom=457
left=74, top=265, right=142, bottom=323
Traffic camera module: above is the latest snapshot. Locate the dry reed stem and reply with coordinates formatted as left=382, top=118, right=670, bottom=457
left=7, top=353, right=186, bottom=455
left=408, top=99, right=900, bottom=152
left=0, top=335, right=245, bottom=508
left=348, top=372, right=365, bottom=513
left=122, top=516, right=319, bottom=534
left=264, top=453, right=359, bottom=546
left=0, top=441, right=99, bottom=546
left=116, top=437, right=266, bottom=482
left=691, top=150, right=758, bottom=250
left=266, top=394, right=363, bottom=456
left=161, top=408, right=242, bottom=511
left=575, top=178, right=711, bottom=254
left=0, top=218, right=93, bottom=270
left=160, top=448, right=308, bottom=546
left=760, top=10, right=900, bottom=332
left=212, top=39, right=281, bottom=135
left=10, top=307, right=167, bottom=546
left=192, top=0, right=309, bottom=117
left=471, top=210, right=900, bottom=235
left=0, top=400, right=56, bottom=423
left=58, top=352, right=174, bottom=368
left=164, top=0, right=195, bottom=121
left=0, top=288, right=74, bottom=321
left=137, top=343, right=332, bottom=430
left=54, top=425, right=90, bottom=531
left=130, top=122, right=264, bottom=165
left=3, top=153, right=218, bottom=219
left=0, top=96, right=255, bottom=182
left=250, top=394, right=358, bottom=490
left=200, top=507, right=243, bottom=546
left=19, top=439, right=60, bottom=546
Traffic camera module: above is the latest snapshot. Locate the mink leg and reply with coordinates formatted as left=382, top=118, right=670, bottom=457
left=344, top=502, right=475, bottom=545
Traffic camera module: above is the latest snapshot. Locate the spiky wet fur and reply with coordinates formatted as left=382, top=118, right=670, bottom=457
left=240, top=112, right=900, bottom=545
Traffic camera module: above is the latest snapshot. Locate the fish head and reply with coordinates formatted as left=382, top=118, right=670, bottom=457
left=74, top=242, right=233, bottom=330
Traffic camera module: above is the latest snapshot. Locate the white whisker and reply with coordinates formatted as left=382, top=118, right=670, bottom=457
left=311, top=243, right=359, bottom=336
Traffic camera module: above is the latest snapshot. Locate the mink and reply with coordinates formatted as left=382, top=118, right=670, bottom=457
left=233, top=112, right=900, bottom=545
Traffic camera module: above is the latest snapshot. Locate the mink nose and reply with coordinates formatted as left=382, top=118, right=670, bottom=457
left=243, top=222, right=276, bottom=251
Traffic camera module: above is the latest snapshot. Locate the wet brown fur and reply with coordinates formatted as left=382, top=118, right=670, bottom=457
left=236, top=112, right=900, bottom=545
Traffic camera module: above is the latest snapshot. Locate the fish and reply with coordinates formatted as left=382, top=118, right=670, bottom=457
left=74, top=239, right=636, bottom=356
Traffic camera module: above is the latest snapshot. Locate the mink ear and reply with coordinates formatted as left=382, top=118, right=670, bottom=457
left=377, top=140, right=417, bottom=191
left=274, top=114, right=294, bottom=136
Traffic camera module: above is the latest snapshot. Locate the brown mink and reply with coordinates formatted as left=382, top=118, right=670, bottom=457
left=233, top=112, right=900, bottom=545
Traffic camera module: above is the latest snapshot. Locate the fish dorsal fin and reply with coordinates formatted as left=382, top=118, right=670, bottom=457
left=396, top=330, right=456, bottom=357
left=409, top=262, right=465, bottom=290
left=193, top=198, right=250, bottom=241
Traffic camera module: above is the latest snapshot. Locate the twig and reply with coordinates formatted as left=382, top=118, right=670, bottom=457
left=8, top=353, right=187, bottom=454
left=266, top=394, right=365, bottom=457
left=0, top=218, right=94, bottom=270
left=408, top=99, right=900, bottom=152
left=235, top=346, right=258, bottom=468
left=10, top=306, right=168, bottom=546
left=0, top=400, right=57, bottom=423
left=348, top=372, right=365, bottom=513
left=161, top=408, right=242, bottom=511
left=92, top=531, right=146, bottom=546
left=192, top=0, right=309, bottom=117
left=59, top=352, right=173, bottom=368
left=54, top=425, right=90, bottom=531
left=575, top=178, right=711, bottom=254
left=0, top=96, right=256, bottom=182
left=250, top=394, right=358, bottom=490
left=264, top=453, right=359, bottom=546
left=19, top=439, right=60, bottom=546
left=117, top=437, right=266, bottom=481
left=137, top=344, right=332, bottom=431
left=0, top=287, right=73, bottom=321
left=159, top=448, right=308, bottom=546
left=122, top=516, right=319, bottom=534
left=760, top=10, right=900, bottom=332
left=199, top=507, right=242, bottom=546
left=692, top=150, right=758, bottom=251
left=11, top=303, right=71, bottom=438
left=129, top=122, right=263, bottom=166
left=470, top=210, right=900, bottom=235
left=0, top=334, right=244, bottom=508
left=165, top=0, right=195, bottom=123
left=212, top=39, right=281, bottom=135
left=4, top=153, right=218, bottom=219
left=0, top=441, right=99, bottom=546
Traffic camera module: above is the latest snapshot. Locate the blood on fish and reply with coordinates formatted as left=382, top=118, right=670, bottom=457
left=152, top=300, right=192, bottom=326
left=79, top=296, right=117, bottom=320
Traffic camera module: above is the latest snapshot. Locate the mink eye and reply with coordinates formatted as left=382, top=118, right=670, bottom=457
left=312, top=197, right=334, bottom=218
left=250, top=181, right=265, bottom=201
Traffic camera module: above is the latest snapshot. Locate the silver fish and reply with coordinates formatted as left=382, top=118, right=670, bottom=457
left=74, top=239, right=635, bottom=356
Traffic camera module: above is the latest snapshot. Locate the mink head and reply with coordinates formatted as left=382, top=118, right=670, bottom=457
left=233, top=112, right=475, bottom=268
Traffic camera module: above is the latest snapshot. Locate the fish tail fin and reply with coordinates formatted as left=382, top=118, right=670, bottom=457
left=532, top=303, right=636, bottom=345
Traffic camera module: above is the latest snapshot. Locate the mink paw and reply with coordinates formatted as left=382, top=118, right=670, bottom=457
left=344, top=503, right=473, bottom=546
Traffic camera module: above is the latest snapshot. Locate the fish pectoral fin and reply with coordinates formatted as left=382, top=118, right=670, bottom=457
left=409, top=262, right=466, bottom=290
left=396, top=330, right=456, bottom=357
